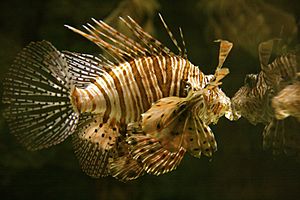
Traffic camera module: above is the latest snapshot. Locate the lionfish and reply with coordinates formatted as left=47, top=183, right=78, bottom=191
left=232, top=40, right=300, bottom=157
left=2, top=15, right=235, bottom=181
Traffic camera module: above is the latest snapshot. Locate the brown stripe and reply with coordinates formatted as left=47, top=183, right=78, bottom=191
left=172, top=56, right=182, bottom=96
left=72, top=87, right=81, bottom=112
left=85, top=89, right=96, bottom=112
left=152, top=56, right=164, bottom=94
left=109, top=69, right=126, bottom=126
left=130, top=60, right=150, bottom=111
left=164, top=56, right=173, bottom=97
left=122, top=64, right=138, bottom=120
left=141, top=57, right=158, bottom=101
left=93, top=78, right=111, bottom=123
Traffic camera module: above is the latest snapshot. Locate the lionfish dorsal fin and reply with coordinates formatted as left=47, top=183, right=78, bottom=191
left=158, top=13, right=187, bottom=58
left=65, top=15, right=184, bottom=66
left=215, top=39, right=233, bottom=69
left=72, top=114, right=119, bottom=178
left=259, top=39, right=273, bottom=67
left=120, top=16, right=174, bottom=56
left=65, top=24, right=132, bottom=63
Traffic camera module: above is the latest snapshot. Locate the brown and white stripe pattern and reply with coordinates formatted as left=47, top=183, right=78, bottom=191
left=71, top=55, right=206, bottom=126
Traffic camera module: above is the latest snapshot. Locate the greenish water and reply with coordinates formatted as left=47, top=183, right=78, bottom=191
left=0, top=0, right=299, bottom=200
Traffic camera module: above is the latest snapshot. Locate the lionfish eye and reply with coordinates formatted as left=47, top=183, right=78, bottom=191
left=244, top=74, right=257, bottom=88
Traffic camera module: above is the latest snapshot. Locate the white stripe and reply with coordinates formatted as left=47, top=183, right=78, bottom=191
left=157, top=56, right=167, bottom=84
left=169, top=57, right=176, bottom=96
left=111, top=65, right=134, bottom=122
left=146, top=57, right=163, bottom=99
left=176, top=58, right=186, bottom=96
left=121, top=62, right=142, bottom=122
left=134, top=58, right=154, bottom=104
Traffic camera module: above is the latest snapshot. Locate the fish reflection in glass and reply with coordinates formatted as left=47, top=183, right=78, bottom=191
left=232, top=40, right=300, bottom=158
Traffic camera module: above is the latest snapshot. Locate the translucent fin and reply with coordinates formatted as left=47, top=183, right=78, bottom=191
left=280, top=118, right=300, bottom=158
left=141, top=96, right=189, bottom=133
left=65, top=24, right=128, bottom=63
left=264, top=117, right=300, bottom=158
left=263, top=119, right=285, bottom=155
left=63, top=51, right=107, bottom=88
left=158, top=13, right=185, bottom=57
left=179, top=27, right=188, bottom=58
left=215, top=40, right=233, bottom=69
left=258, top=40, right=273, bottom=67
left=65, top=15, right=179, bottom=66
left=109, top=139, right=144, bottom=182
left=261, top=53, right=297, bottom=88
left=181, top=114, right=217, bottom=158
left=91, top=18, right=149, bottom=56
left=271, top=54, right=297, bottom=81
left=126, top=92, right=210, bottom=175
left=121, top=16, right=173, bottom=56
left=2, top=41, right=79, bottom=150
left=207, top=68, right=230, bottom=89
left=127, top=124, right=186, bottom=176
left=72, top=115, right=119, bottom=178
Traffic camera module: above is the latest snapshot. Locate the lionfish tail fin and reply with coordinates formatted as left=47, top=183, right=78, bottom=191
left=2, top=41, right=79, bottom=150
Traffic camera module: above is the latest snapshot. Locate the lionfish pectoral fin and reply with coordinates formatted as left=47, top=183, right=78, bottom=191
left=126, top=96, right=191, bottom=175
left=126, top=129, right=186, bottom=176
left=184, top=115, right=217, bottom=158
left=2, top=41, right=79, bottom=150
left=214, top=39, right=233, bottom=69
left=264, top=118, right=300, bottom=158
left=141, top=96, right=189, bottom=132
left=72, top=114, right=119, bottom=178
left=263, top=119, right=285, bottom=155
left=109, top=140, right=145, bottom=182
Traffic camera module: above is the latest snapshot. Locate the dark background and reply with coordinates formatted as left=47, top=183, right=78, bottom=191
left=0, top=0, right=300, bottom=199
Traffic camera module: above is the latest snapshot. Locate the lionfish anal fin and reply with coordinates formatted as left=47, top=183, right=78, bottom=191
left=72, top=114, right=119, bottom=178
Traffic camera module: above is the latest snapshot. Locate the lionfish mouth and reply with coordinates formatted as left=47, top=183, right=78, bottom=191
left=225, top=106, right=241, bottom=121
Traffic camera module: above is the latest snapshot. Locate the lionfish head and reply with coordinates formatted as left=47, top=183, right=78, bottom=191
left=232, top=73, right=272, bottom=125
left=196, top=84, right=240, bottom=125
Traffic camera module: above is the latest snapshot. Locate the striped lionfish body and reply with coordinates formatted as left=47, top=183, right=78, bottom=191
left=232, top=40, right=300, bottom=157
left=3, top=15, right=235, bottom=182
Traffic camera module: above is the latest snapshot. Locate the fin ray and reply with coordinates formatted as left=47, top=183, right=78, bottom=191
left=3, top=41, right=79, bottom=150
